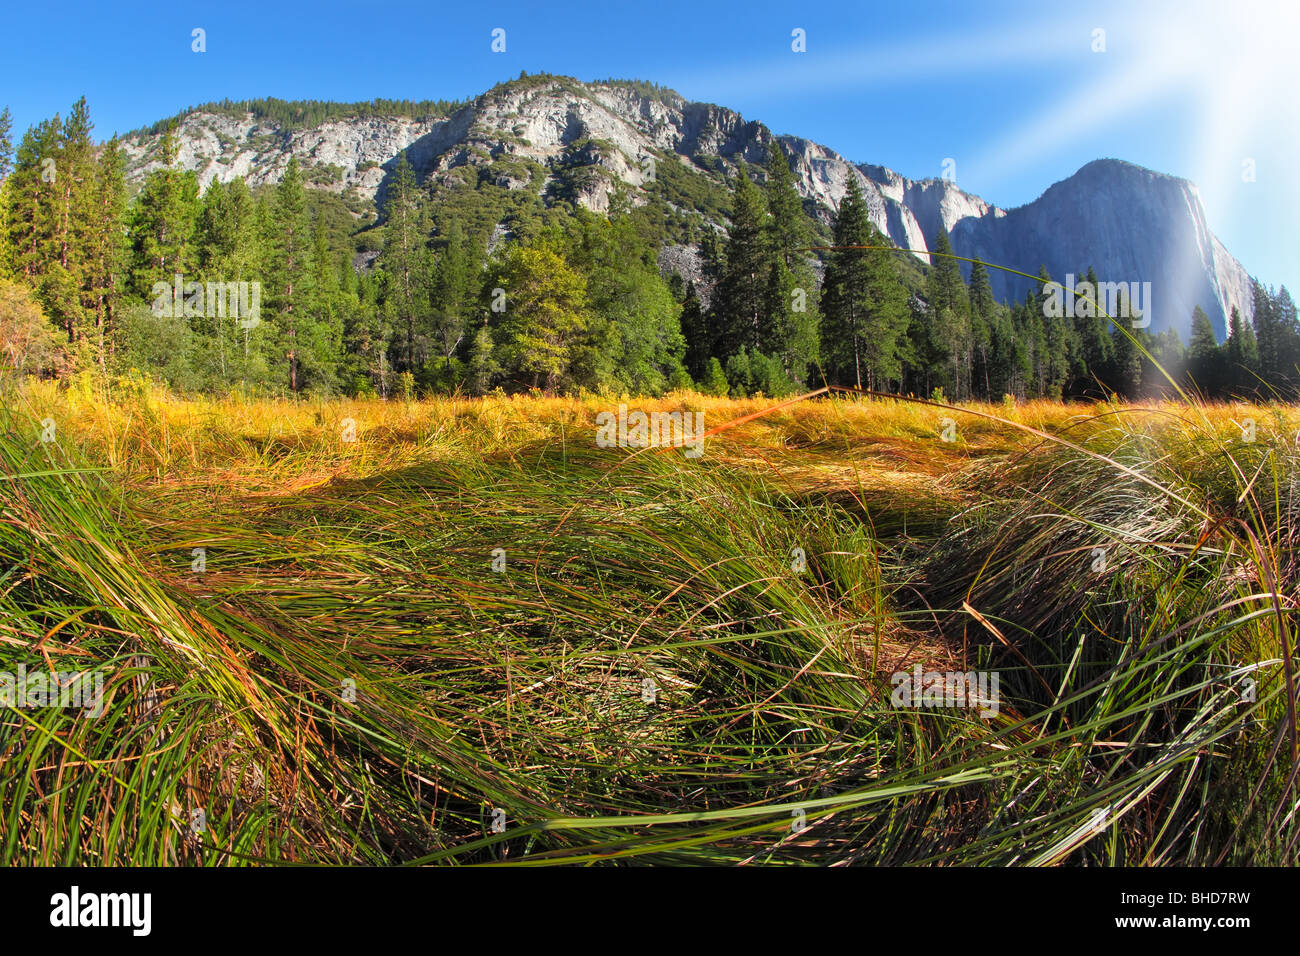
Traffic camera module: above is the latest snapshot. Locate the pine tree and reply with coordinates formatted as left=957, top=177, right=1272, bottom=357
left=1000, top=295, right=1035, bottom=399
left=699, top=227, right=726, bottom=286
left=985, top=302, right=1020, bottom=399
left=967, top=259, right=995, bottom=398
left=342, top=262, right=387, bottom=395
left=1250, top=281, right=1294, bottom=392
left=228, top=178, right=265, bottom=375
left=57, top=98, right=94, bottom=281
left=0, top=106, right=12, bottom=277
left=712, top=167, right=769, bottom=358
left=1224, top=304, right=1259, bottom=394
left=1145, top=328, right=1186, bottom=396
left=87, top=136, right=126, bottom=371
left=0, top=100, right=108, bottom=366
left=128, top=126, right=200, bottom=300
left=1018, top=286, right=1049, bottom=397
left=196, top=179, right=233, bottom=272
left=464, top=318, right=499, bottom=394
left=1187, top=305, right=1222, bottom=395
left=679, top=281, right=709, bottom=382
left=0, top=107, right=13, bottom=182
left=763, top=142, right=807, bottom=265
left=6, top=118, right=63, bottom=321
left=821, top=177, right=883, bottom=388
left=1071, top=266, right=1114, bottom=396
left=488, top=239, right=590, bottom=391
left=430, top=220, right=477, bottom=375
left=1272, top=286, right=1300, bottom=394
left=300, top=217, right=343, bottom=391
left=1110, top=320, right=1147, bottom=399
left=381, top=151, right=429, bottom=374
left=761, top=142, right=818, bottom=383
left=270, top=155, right=311, bottom=393
left=922, top=231, right=971, bottom=397
left=1027, top=267, right=1071, bottom=397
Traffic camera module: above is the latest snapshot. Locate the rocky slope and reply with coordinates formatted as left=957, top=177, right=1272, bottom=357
left=121, top=75, right=1256, bottom=337
left=950, top=160, right=1255, bottom=337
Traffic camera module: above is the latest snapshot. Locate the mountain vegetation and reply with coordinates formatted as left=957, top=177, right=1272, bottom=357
left=2, top=95, right=1296, bottom=402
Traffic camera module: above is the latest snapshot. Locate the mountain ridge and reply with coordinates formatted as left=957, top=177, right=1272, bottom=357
left=118, top=75, right=1257, bottom=338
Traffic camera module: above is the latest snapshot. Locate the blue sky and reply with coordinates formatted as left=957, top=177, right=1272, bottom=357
left=2, top=0, right=1295, bottom=292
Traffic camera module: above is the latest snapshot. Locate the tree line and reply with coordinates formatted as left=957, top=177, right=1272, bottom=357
left=1, top=97, right=1297, bottom=402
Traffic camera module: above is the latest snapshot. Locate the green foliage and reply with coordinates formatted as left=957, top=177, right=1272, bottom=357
left=111, top=301, right=199, bottom=389
left=679, top=282, right=709, bottom=382
left=127, top=132, right=202, bottom=299
left=378, top=151, right=429, bottom=375
left=132, top=96, right=466, bottom=138
left=596, top=77, right=685, bottom=107
left=3, top=98, right=128, bottom=374
left=822, top=177, right=909, bottom=391
left=637, top=147, right=735, bottom=241
left=712, top=167, right=770, bottom=357
left=563, top=210, right=687, bottom=394
left=486, top=238, right=591, bottom=391
left=725, top=346, right=795, bottom=397
left=702, top=356, right=730, bottom=395
left=5, top=93, right=1295, bottom=404
left=0, top=278, right=63, bottom=375
left=1187, top=305, right=1224, bottom=395
left=304, top=162, right=344, bottom=186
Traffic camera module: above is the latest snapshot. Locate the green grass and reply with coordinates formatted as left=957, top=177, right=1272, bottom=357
left=0, top=386, right=1296, bottom=864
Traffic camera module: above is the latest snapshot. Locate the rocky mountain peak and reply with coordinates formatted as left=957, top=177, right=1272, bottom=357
left=120, top=75, right=1257, bottom=337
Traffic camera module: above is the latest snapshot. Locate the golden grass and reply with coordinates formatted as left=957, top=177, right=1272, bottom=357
left=5, top=376, right=1299, bottom=864
left=19, top=377, right=1296, bottom=491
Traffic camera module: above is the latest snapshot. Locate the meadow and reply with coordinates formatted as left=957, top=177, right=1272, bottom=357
left=1, top=377, right=1297, bottom=865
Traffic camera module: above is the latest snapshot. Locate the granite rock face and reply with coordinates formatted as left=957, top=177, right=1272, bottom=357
left=122, top=78, right=1255, bottom=337
left=947, top=160, right=1253, bottom=337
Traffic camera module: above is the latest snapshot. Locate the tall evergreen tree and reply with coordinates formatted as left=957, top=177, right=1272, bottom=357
left=712, top=167, right=769, bottom=358
left=127, top=126, right=200, bottom=299
left=299, top=217, right=344, bottom=391
left=923, top=231, right=970, bottom=397
left=381, top=151, right=428, bottom=374
left=1110, top=321, right=1147, bottom=399
left=967, top=259, right=996, bottom=398
left=87, top=135, right=126, bottom=370
left=1224, top=304, right=1259, bottom=394
left=269, top=155, right=311, bottom=393
left=761, top=142, right=818, bottom=384
left=1069, top=266, right=1114, bottom=396
left=764, top=142, right=807, bottom=264
left=1144, top=327, right=1186, bottom=397
left=679, top=281, right=709, bottom=382
left=1273, top=286, right=1300, bottom=394
left=0, top=107, right=13, bottom=183
left=821, top=176, right=909, bottom=390
left=0, top=106, right=12, bottom=277
left=430, top=220, right=478, bottom=377
left=1250, top=280, right=1294, bottom=392
left=488, top=238, right=590, bottom=391
left=1187, top=305, right=1222, bottom=394
left=7, top=118, right=63, bottom=315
